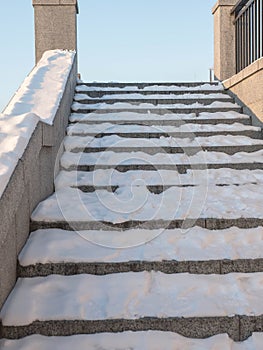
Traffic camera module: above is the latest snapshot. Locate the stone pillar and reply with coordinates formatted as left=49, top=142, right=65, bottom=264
left=212, top=0, right=237, bottom=81
left=32, top=0, right=79, bottom=63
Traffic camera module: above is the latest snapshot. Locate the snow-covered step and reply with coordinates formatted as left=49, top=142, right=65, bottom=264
left=60, top=150, right=263, bottom=173
left=72, top=101, right=242, bottom=115
left=78, top=90, right=232, bottom=100
left=30, top=185, right=263, bottom=231
left=1, top=272, right=263, bottom=341
left=64, top=134, right=263, bottom=155
left=74, top=96, right=233, bottom=106
left=76, top=82, right=224, bottom=91
left=75, top=93, right=232, bottom=102
left=67, top=122, right=261, bottom=139
left=18, top=227, right=263, bottom=277
left=74, top=92, right=231, bottom=101
left=2, top=332, right=263, bottom=350
left=70, top=111, right=251, bottom=125
left=55, top=169, right=263, bottom=191
left=81, top=89, right=230, bottom=99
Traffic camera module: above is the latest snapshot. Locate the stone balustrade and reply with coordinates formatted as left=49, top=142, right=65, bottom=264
left=0, top=50, right=77, bottom=309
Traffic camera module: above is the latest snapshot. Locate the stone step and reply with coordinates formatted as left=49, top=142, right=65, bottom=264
left=76, top=90, right=230, bottom=98
left=68, top=130, right=261, bottom=139
left=69, top=145, right=263, bottom=156
left=77, top=82, right=222, bottom=89
left=55, top=169, right=263, bottom=190
left=62, top=183, right=263, bottom=194
left=18, top=257, right=263, bottom=278
left=63, top=162, right=263, bottom=173
left=2, top=332, right=263, bottom=350
left=60, top=150, right=263, bottom=173
left=69, top=110, right=251, bottom=126
left=17, top=227, right=263, bottom=277
left=74, top=91, right=232, bottom=100
left=1, top=272, right=263, bottom=341
left=68, top=122, right=258, bottom=134
left=67, top=122, right=261, bottom=139
left=30, top=218, right=263, bottom=232
left=74, top=92, right=230, bottom=100
left=71, top=99, right=242, bottom=115
left=30, top=184, right=263, bottom=231
left=64, top=135, right=263, bottom=155
left=71, top=118, right=251, bottom=126
left=74, top=97, right=234, bottom=106
left=69, top=110, right=250, bottom=120
left=71, top=97, right=238, bottom=107
left=73, top=185, right=194, bottom=193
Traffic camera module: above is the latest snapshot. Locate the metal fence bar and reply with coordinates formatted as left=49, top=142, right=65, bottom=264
left=251, top=1, right=256, bottom=62
left=233, top=0, right=263, bottom=73
left=260, top=0, right=263, bottom=58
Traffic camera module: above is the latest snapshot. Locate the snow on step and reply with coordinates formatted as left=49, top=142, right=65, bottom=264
left=1, top=271, right=263, bottom=326
left=60, top=150, right=263, bottom=169
left=72, top=100, right=239, bottom=111
left=66, top=122, right=260, bottom=136
left=76, top=83, right=224, bottom=92
left=55, top=169, right=263, bottom=190
left=64, top=134, right=263, bottom=152
left=74, top=92, right=230, bottom=100
left=31, top=184, right=263, bottom=223
left=70, top=111, right=250, bottom=123
left=19, top=226, right=263, bottom=265
left=2, top=332, right=263, bottom=350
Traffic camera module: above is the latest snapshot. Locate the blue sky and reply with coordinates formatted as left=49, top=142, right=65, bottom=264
left=0, top=0, right=216, bottom=112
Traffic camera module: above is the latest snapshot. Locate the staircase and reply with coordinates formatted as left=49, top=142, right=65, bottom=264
left=1, top=82, right=263, bottom=349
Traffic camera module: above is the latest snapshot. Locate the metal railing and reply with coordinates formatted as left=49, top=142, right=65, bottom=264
left=232, top=0, right=263, bottom=73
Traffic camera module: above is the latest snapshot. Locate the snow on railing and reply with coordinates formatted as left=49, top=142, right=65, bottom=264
left=0, top=50, right=76, bottom=198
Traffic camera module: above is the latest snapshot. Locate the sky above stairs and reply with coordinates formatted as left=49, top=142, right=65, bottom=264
left=0, top=0, right=215, bottom=112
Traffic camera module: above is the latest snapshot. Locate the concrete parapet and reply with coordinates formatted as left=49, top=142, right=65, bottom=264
left=212, top=0, right=237, bottom=81
left=32, top=0, right=78, bottom=63
left=0, top=53, right=77, bottom=309
left=224, top=58, right=263, bottom=124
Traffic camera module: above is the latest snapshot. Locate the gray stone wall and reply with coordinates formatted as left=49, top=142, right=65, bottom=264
left=0, top=56, right=77, bottom=310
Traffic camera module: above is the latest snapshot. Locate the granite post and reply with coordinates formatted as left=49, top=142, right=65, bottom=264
left=212, top=0, right=237, bottom=80
left=32, top=0, right=79, bottom=63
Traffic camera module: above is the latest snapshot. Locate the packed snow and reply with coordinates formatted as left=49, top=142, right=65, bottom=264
left=72, top=100, right=239, bottom=111
left=0, top=113, right=39, bottom=197
left=67, top=122, right=259, bottom=135
left=31, top=184, right=263, bottom=223
left=1, top=272, right=263, bottom=326
left=19, top=226, right=263, bottom=263
left=76, top=83, right=224, bottom=92
left=0, top=50, right=75, bottom=198
left=1, top=332, right=263, bottom=350
left=4, top=50, right=75, bottom=125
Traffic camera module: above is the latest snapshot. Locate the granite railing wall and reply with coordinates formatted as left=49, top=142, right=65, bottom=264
left=0, top=0, right=79, bottom=310
left=0, top=51, right=77, bottom=309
